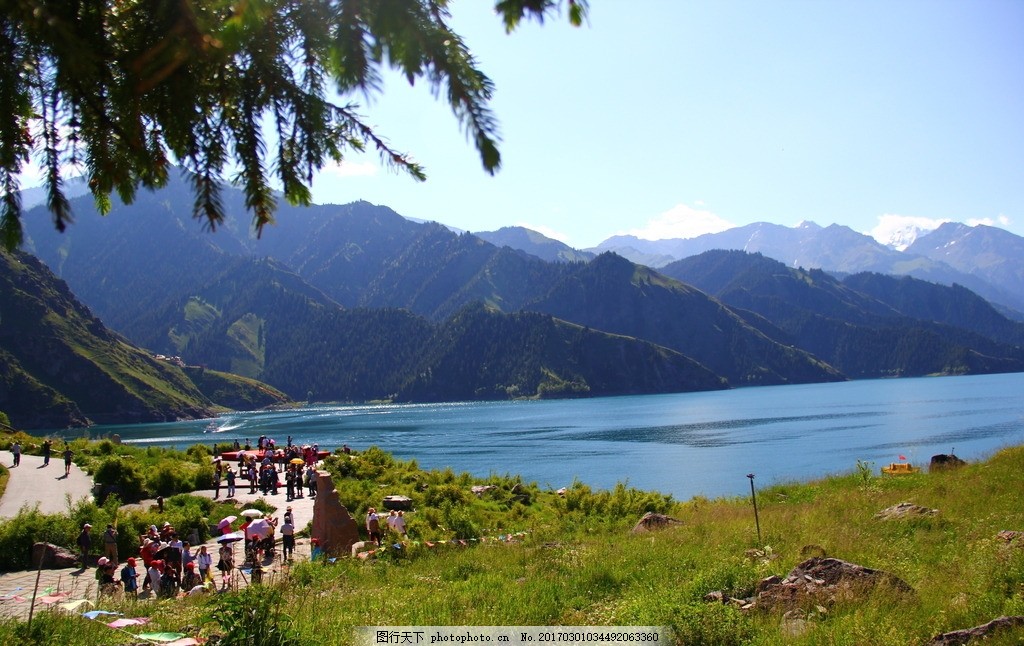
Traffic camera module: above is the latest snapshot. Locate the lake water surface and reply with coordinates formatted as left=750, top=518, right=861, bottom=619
left=74, top=372, right=1024, bottom=500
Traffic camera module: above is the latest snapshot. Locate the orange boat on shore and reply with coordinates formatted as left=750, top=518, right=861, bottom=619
left=881, top=462, right=919, bottom=475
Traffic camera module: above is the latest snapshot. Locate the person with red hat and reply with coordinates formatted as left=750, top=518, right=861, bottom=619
left=147, top=559, right=163, bottom=597
left=181, top=561, right=201, bottom=591
left=120, top=557, right=139, bottom=597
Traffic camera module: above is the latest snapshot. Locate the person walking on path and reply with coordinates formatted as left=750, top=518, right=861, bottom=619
left=0, top=453, right=94, bottom=518
left=77, top=523, right=92, bottom=567
left=42, top=439, right=51, bottom=466
left=10, top=441, right=20, bottom=467
left=63, top=444, right=74, bottom=476
left=226, top=467, right=236, bottom=498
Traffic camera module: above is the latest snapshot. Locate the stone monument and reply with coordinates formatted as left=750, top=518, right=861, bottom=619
left=310, top=470, right=360, bottom=557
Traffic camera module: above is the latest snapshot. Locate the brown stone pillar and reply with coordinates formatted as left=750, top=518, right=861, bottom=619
left=310, top=470, right=360, bottom=557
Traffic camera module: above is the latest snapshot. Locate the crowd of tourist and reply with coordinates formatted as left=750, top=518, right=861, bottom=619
left=73, top=437, right=426, bottom=600
left=212, top=436, right=321, bottom=501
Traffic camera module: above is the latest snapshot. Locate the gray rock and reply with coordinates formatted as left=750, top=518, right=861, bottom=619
left=631, top=512, right=683, bottom=533
left=755, top=557, right=913, bottom=612
left=31, top=542, right=79, bottom=569
left=927, top=615, right=1024, bottom=645
left=875, top=502, right=938, bottom=520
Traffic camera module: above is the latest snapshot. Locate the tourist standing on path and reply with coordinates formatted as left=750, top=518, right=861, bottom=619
left=218, top=542, right=234, bottom=589
left=226, top=467, right=236, bottom=497
left=306, top=465, right=317, bottom=497
left=63, top=444, right=74, bottom=476
left=196, top=545, right=212, bottom=582
left=147, top=560, right=162, bottom=597
left=213, top=462, right=222, bottom=499
left=41, top=439, right=51, bottom=466
left=10, top=441, right=20, bottom=467
left=120, top=558, right=139, bottom=597
left=366, top=508, right=382, bottom=546
left=102, top=523, right=118, bottom=565
left=77, top=522, right=92, bottom=567
left=281, top=513, right=295, bottom=560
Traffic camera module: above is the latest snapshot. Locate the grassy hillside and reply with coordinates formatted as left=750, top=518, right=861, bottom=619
left=181, top=366, right=291, bottom=410
left=2, top=443, right=1023, bottom=644
left=0, top=251, right=216, bottom=428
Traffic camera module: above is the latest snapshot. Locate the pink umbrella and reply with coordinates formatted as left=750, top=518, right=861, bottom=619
left=246, top=518, right=272, bottom=539
left=217, top=516, right=237, bottom=530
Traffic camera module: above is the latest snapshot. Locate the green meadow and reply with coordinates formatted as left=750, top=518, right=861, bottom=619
left=1, top=433, right=1023, bottom=645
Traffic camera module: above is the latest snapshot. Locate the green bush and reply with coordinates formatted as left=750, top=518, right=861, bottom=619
left=424, top=483, right=469, bottom=508
left=208, top=585, right=298, bottom=646
left=93, top=456, right=146, bottom=503
left=441, top=503, right=480, bottom=540
left=147, top=459, right=198, bottom=497
left=192, top=463, right=216, bottom=491
left=670, top=603, right=752, bottom=646
left=0, top=509, right=79, bottom=570
left=186, top=443, right=212, bottom=461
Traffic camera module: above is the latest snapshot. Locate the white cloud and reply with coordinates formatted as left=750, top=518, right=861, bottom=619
left=869, top=213, right=948, bottom=240
left=623, top=203, right=735, bottom=241
left=515, top=222, right=571, bottom=244
left=321, top=160, right=379, bottom=178
left=966, top=214, right=1013, bottom=229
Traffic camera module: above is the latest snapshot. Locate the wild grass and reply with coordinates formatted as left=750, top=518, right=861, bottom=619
left=0, top=445, right=1023, bottom=644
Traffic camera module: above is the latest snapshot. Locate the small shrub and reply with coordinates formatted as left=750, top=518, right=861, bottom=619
left=0, top=509, right=80, bottom=570
left=670, top=602, right=753, bottom=646
left=424, top=483, right=469, bottom=508
left=147, top=460, right=196, bottom=497
left=442, top=503, right=479, bottom=540
left=186, top=443, right=212, bottom=461
left=208, top=585, right=298, bottom=646
left=93, top=456, right=146, bottom=503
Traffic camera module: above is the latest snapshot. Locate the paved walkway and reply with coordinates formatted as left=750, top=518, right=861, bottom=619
left=0, top=456, right=318, bottom=620
left=0, top=453, right=94, bottom=518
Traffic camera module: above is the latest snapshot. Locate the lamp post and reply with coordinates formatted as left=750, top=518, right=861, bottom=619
left=747, top=473, right=762, bottom=545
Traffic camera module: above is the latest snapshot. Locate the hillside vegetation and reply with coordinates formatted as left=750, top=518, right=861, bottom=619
left=2, top=437, right=1023, bottom=645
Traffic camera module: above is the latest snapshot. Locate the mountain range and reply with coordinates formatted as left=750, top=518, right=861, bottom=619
left=7, top=168, right=1024, bottom=428
left=590, top=221, right=1024, bottom=316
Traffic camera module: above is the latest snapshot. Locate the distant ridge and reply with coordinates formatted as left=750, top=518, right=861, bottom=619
left=588, top=221, right=1024, bottom=315
left=476, top=226, right=594, bottom=264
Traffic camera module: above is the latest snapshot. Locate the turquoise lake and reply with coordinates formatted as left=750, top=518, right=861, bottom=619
left=74, top=372, right=1024, bottom=500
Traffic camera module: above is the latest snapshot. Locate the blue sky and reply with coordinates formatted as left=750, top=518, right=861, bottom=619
left=309, top=0, right=1024, bottom=249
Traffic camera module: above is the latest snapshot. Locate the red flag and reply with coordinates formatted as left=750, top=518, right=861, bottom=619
left=898, top=454, right=906, bottom=461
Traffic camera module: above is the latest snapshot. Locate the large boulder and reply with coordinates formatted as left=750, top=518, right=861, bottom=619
left=382, top=495, right=412, bottom=511
left=310, top=471, right=360, bottom=558
left=875, top=502, right=938, bottom=520
left=631, top=512, right=683, bottom=533
left=930, top=454, right=967, bottom=472
left=31, top=542, right=79, bottom=569
left=755, top=557, right=913, bottom=612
